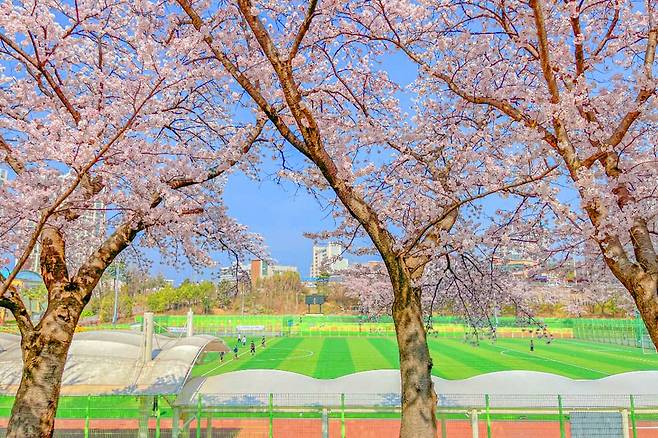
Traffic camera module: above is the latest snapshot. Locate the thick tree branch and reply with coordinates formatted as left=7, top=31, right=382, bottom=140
left=529, top=0, right=561, bottom=104
left=73, top=221, right=141, bottom=295
left=630, top=218, right=658, bottom=275
left=0, top=273, right=34, bottom=336
left=39, top=227, right=70, bottom=293
left=0, top=136, right=25, bottom=174
left=289, top=0, right=318, bottom=61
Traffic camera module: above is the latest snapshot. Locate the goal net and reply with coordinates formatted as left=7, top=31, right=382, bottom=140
left=641, top=335, right=657, bottom=354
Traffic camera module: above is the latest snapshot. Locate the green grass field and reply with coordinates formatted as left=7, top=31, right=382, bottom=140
left=191, top=336, right=658, bottom=380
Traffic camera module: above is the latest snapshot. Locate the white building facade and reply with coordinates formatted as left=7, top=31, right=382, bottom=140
left=310, top=243, right=349, bottom=278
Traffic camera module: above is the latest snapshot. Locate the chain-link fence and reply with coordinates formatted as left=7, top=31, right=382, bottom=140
left=136, top=314, right=576, bottom=339
left=2, top=393, right=657, bottom=437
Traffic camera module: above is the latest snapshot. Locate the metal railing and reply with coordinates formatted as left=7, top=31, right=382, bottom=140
left=2, top=392, right=657, bottom=437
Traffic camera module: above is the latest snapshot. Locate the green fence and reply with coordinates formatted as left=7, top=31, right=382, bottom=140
left=136, top=314, right=583, bottom=339
left=572, top=318, right=646, bottom=348
left=2, top=393, right=657, bottom=437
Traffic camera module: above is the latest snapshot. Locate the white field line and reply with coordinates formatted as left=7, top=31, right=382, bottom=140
left=555, top=340, right=658, bottom=364
left=200, top=347, right=256, bottom=377
left=199, top=346, right=315, bottom=377
left=489, top=343, right=609, bottom=376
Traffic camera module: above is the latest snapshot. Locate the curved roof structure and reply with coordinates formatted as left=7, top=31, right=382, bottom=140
left=176, top=369, right=658, bottom=408
left=0, top=330, right=213, bottom=396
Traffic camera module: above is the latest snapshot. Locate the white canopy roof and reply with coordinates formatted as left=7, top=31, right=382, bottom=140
left=176, top=369, right=658, bottom=408
left=0, top=330, right=212, bottom=396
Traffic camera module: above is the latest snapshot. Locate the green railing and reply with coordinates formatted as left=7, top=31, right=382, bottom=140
left=1, top=393, right=657, bottom=437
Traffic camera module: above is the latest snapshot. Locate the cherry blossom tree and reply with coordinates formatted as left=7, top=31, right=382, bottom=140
left=0, top=2, right=265, bottom=436
left=348, top=0, right=658, bottom=346
left=170, top=1, right=556, bottom=435
left=342, top=247, right=533, bottom=330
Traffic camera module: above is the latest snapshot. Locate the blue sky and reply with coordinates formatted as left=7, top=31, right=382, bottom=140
left=150, top=168, right=362, bottom=282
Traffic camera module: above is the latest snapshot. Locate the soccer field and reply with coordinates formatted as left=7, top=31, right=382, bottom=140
left=191, top=336, right=658, bottom=380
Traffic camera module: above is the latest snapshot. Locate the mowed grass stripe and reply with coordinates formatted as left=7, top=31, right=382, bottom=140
left=313, top=338, right=356, bottom=378
left=427, top=339, right=493, bottom=379
left=546, top=340, right=658, bottom=371
left=434, top=338, right=607, bottom=379
left=190, top=335, right=658, bottom=380
left=482, top=340, right=608, bottom=378
left=493, top=339, right=620, bottom=375
left=368, top=337, right=400, bottom=368
left=368, top=338, right=482, bottom=379
left=347, top=338, right=395, bottom=372
left=191, top=337, right=290, bottom=376
left=428, top=339, right=519, bottom=379
left=275, top=337, right=323, bottom=376
left=549, top=340, right=658, bottom=371
left=369, top=337, right=499, bottom=379
left=226, top=337, right=305, bottom=373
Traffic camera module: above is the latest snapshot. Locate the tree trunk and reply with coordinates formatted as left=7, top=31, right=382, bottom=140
left=6, top=301, right=81, bottom=438
left=390, top=269, right=437, bottom=438
left=627, top=273, right=658, bottom=347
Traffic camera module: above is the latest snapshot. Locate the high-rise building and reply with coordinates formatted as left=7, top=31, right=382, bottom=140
left=310, top=243, right=349, bottom=278
left=250, top=259, right=298, bottom=282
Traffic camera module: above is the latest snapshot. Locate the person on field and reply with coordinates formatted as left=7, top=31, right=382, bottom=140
left=250, top=340, right=256, bottom=355
left=233, top=345, right=239, bottom=359
left=219, top=351, right=225, bottom=362
left=261, top=336, right=266, bottom=347
left=242, top=335, right=247, bottom=346
left=530, top=339, right=535, bottom=352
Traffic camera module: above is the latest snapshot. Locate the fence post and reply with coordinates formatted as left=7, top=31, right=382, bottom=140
left=206, top=412, right=213, bottom=438
left=155, top=395, right=161, bottom=438
left=269, top=393, right=274, bottom=438
left=172, top=406, right=180, bottom=438
left=485, top=394, right=491, bottom=438
left=470, top=409, right=479, bottom=438
left=621, top=409, right=630, bottom=438
left=630, top=395, right=637, bottom=438
left=322, top=408, right=329, bottom=438
left=138, top=396, right=150, bottom=438
left=440, top=411, right=447, bottom=438
left=341, top=393, right=346, bottom=438
left=84, top=395, right=90, bottom=438
left=196, top=394, right=202, bottom=438
left=558, top=394, right=565, bottom=438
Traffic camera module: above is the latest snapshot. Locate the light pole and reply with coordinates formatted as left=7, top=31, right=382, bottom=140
left=112, top=263, right=119, bottom=325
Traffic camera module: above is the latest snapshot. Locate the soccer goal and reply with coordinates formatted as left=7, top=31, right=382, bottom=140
left=641, top=335, right=657, bottom=354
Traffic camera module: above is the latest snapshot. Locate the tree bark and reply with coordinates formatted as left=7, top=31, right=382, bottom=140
left=618, top=270, right=658, bottom=347
left=390, top=261, right=437, bottom=438
left=6, top=297, right=83, bottom=438
left=634, top=276, right=658, bottom=346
